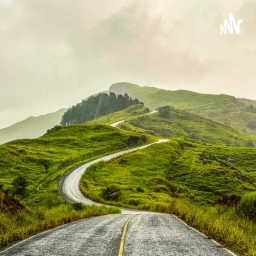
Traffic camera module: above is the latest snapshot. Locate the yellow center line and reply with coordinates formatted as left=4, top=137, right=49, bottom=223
left=118, top=215, right=138, bottom=256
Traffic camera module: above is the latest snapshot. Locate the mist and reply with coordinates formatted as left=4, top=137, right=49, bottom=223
left=0, top=0, right=255, bottom=128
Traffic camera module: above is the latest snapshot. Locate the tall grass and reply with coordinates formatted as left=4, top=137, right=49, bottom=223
left=167, top=198, right=256, bottom=256
left=80, top=139, right=256, bottom=255
left=0, top=204, right=120, bottom=247
left=237, top=192, right=256, bottom=221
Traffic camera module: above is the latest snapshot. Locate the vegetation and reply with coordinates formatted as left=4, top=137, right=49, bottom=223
left=89, top=104, right=150, bottom=125
left=3, top=83, right=256, bottom=254
left=61, top=92, right=142, bottom=125
left=110, top=82, right=256, bottom=136
left=117, top=106, right=256, bottom=147
left=0, top=187, right=25, bottom=214
left=0, top=124, right=152, bottom=246
left=11, top=176, right=29, bottom=196
left=0, top=202, right=120, bottom=247
left=81, top=139, right=256, bottom=255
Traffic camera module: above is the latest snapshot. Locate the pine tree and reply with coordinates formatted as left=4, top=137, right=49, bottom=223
left=60, top=92, right=143, bottom=125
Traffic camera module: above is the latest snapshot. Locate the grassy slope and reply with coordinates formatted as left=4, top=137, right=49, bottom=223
left=109, top=82, right=256, bottom=135
left=81, top=139, right=256, bottom=255
left=81, top=139, right=256, bottom=208
left=0, top=124, right=152, bottom=246
left=88, top=104, right=150, bottom=125
left=119, top=106, right=256, bottom=147
left=0, top=108, right=67, bottom=145
left=0, top=124, right=152, bottom=208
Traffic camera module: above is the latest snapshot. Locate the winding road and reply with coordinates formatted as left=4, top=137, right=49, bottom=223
left=60, top=138, right=169, bottom=214
left=0, top=119, right=239, bottom=256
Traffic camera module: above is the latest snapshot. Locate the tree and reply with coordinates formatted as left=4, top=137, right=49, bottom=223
left=11, top=176, right=28, bottom=196
left=246, top=140, right=254, bottom=147
left=158, top=106, right=171, bottom=118
left=60, top=92, right=144, bottom=125
left=247, top=121, right=256, bottom=130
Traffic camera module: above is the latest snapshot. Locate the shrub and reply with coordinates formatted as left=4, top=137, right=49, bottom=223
left=11, top=176, right=28, bottom=196
left=237, top=192, right=256, bottom=221
left=158, top=106, right=171, bottom=118
left=72, top=202, right=86, bottom=211
left=247, top=121, right=256, bottom=130
left=246, top=140, right=254, bottom=147
left=136, top=187, right=144, bottom=193
left=101, top=186, right=122, bottom=201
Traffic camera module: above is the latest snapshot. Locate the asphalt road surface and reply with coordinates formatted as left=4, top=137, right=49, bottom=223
left=0, top=214, right=237, bottom=256
left=110, top=110, right=158, bottom=128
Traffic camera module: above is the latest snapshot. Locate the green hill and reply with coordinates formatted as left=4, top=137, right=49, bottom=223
left=109, top=82, right=256, bottom=136
left=80, top=138, right=256, bottom=255
left=60, top=92, right=142, bottom=125
left=117, top=106, right=256, bottom=147
left=81, top=138, right=256, bottom=208
left=0, top=108, right=67, bottom=145
left=0, top=124, right=151, bottom=246
left=0, top=124, right=151, bottom=208
left=89, top=104, right=150, bottom=125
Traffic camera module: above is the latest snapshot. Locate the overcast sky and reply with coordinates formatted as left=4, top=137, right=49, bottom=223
left=0, top=0, right=256, bottom=128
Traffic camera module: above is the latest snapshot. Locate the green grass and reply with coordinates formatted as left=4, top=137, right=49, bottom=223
left=81, top=139, right=256, bottom=207
left=0, top=124, right=153, bottom=207
left=88, top=104, right=150, bottom=125
left=167, top=198, right=256, bottom=256
left=81, top=138, right=256, bottom=255
left=110, top=82, right=256, bottom=136
left=0, top=203, right=120, bottom=247
left=118, top=106, right=256, bottom=147
left=0, top=124, right=153, bottom=246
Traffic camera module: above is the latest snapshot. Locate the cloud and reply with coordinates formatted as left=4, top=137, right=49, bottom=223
left=0, top=0, right=256, bottom=127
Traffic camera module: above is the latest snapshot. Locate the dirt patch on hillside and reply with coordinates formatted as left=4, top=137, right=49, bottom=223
left=0, top=185, right=25, bottom=214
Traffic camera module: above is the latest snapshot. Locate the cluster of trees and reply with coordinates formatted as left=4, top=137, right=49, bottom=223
left=158, top=106, right=171, bottom=118
left=247, top=120, right=256, bottom=130
left=246, top=105, right=256, bottom=114
left=61, top=92, right=143, bottom=125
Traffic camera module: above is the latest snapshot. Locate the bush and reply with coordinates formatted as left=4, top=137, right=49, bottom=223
left=246, top=140, right=254, bottom=147
left=247, top=121, right=256, bottom=130
left=72, top=202, right=86, bottom=211
left=158, top=106, right=171, bottom=118
left=136, top=187, right=144, bottom=193
left=11, top=176, right=28, bottom=196
left=101, top=186, right=122, bottom=201
left=237, top=192, right=256, bottom=221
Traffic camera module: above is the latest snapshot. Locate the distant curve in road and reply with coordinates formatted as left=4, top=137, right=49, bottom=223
left=59, top=138, right=169, bottom=214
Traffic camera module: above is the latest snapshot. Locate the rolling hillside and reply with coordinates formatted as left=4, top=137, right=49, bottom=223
left=0, top=108, right=66, bottom=144
left=89, top=104, right=150, bottom=125
left=0, top=124, right=152, bottom=208
left=91, top=104, right=256, bottom=147
left=81, top=138, right=256, bottom=208
left=80, top=138, right=256, bottom=255
left=0, top=123, right=150, bottom=246
left=109, top=82, right=256, bottom=136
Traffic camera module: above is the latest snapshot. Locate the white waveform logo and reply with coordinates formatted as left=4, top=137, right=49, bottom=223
left=220, top=13, right=242, bottom=35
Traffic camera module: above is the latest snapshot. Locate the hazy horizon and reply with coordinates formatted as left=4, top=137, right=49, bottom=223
left=1, top=0, right=256, bottom=128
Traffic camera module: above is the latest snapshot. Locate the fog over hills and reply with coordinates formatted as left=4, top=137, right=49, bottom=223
left=0, top=108, right=66, bottom=144
left=110, top=82, right=256, bottom=135
left=1, top=0, right=256, bottom=128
